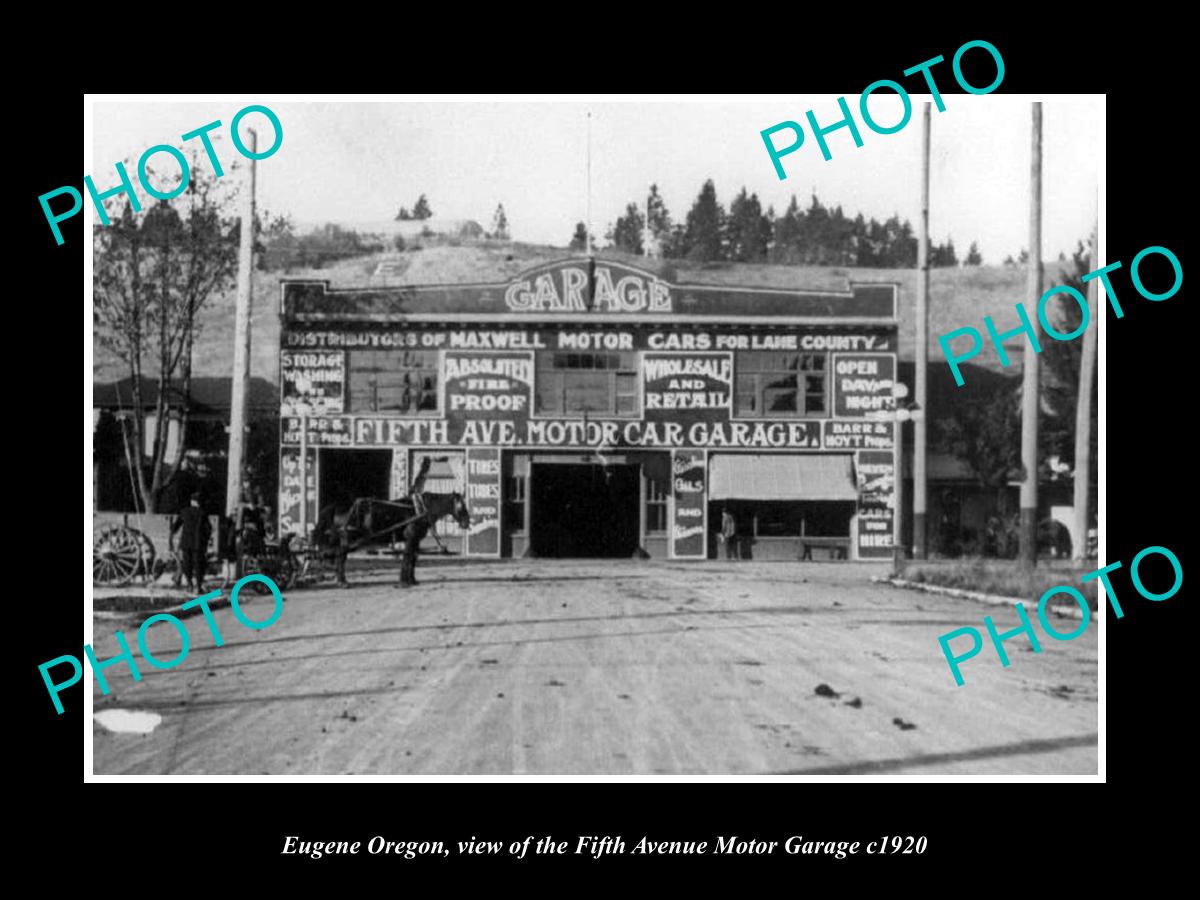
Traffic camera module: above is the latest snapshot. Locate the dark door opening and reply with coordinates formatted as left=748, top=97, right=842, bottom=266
left=530, top=463, right=640, bottom=558
left=318, top=449, right=392, bottom=512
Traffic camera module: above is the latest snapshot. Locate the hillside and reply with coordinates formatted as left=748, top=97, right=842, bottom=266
left=91, top=241, right=1072, bottom=385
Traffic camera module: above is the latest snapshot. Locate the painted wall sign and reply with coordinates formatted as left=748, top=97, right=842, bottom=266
left=281, top=415, right=821, bottom=450
left=643, top=352, right=732, bottom=416
left=505, top=260, right=672, bottom=313
left=390, top=449, right=408, bottom=500
left=832, top=353, right=896, bottom=416
left=281, top=415, right=355, bottom=446
left=282, top=264, right=897, bottom=321
left=281, top=349, right=345, bottom=416
left=284, top=327, right=893, bottom=353
left=444, top=350, right=533, bottom=419
left=856, top=449, right=895, bottom=559
left=671, top=450, right=707, bottom=559
left=278, top=447, right=318, bottom=537
left=465, top=448, right=502, bottom=556
left=823, top=419, right=894, bottom=450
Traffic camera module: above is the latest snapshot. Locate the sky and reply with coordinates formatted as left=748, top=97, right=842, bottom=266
left=90, top=96, right=1102, bottom=264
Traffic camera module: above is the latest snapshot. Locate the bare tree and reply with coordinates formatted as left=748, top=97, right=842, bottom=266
left=94, top=149, right=240, bottom=512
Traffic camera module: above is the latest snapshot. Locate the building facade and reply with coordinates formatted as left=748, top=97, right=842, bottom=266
left=278, top=258, right=899, bottom=561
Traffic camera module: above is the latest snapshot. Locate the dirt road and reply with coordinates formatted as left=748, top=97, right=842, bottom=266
left=90, top=560, right=1098, bottom=775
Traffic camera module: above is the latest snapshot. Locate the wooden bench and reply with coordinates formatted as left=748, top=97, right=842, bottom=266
left=799, top=535, right=851, bottom=561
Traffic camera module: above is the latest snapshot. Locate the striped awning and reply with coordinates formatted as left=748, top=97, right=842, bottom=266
left=709, top=454, right=858, bottom=501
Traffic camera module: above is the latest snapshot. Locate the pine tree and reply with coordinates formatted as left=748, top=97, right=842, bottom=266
left=646, top=184, right=671, bottom=256
left=851, top=213, right=869, bottom=265
left=803, top=194, right=831, bottom=264
left=663, top=223, right=688, bottom=259
left=683, top=179, right=726, bottom=262
left=395, top=206, right=411, bottom=221
left=726, top=187, right=768, bottom=262
left=412, top=195, right=433, bottom=220
left=829, top=204, right=854, bottom=265
left=607, top=203, right=644, bottom=254
left=931, top=239, right=958, bottom=267
left=965, top=241, right=983, bottom=266
left=490, top=204, right=510, bottom=240
left=568, top=222, right=589, bottom=251
left=771, top=195, right=802, bottom=264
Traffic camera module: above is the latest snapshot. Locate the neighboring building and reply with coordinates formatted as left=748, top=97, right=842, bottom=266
left=277, top=257, right=900, bottom=560
left=93, top=376, right=278, bottom=514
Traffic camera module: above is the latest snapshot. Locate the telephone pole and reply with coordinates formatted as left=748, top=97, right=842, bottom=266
left=1073, top=227, right=1098, bottom=559
left=913, top=103, right=930, bottom=559
left=1019, top=104, right=1042, bottom=569
left=226, top=129, right=256, bottom=517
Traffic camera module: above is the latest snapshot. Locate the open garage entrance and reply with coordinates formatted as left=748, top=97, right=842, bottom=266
left=319, top=448, right=392, bottom=511
left=530, top=462, right=640, bottom=558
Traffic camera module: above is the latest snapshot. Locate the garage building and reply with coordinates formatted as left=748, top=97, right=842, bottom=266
left=278, top=257, right=899, bottom=561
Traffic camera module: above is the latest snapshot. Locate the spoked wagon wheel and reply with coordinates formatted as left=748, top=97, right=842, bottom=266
left=93, top=525, right=156, bottom=586
left=239, top=548, right=295, bottom=592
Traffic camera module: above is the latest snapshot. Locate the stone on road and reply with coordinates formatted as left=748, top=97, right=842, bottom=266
left=91, top=560, right=1097, bottom=775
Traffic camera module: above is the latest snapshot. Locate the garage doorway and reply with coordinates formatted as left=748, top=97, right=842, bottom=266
left=318, top=448, right=392, bottom=511
left=530, top=463, right=640, bottom=557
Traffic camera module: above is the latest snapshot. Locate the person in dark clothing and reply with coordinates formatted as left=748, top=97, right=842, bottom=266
left=171, top=492, right=212, bottom=593
left=721, top=508, right=738, bottom=560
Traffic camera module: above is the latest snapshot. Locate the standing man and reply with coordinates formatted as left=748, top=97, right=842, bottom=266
left=171, top=492, right=212, bottom=593
left=721, top=507, right=738, bottom=560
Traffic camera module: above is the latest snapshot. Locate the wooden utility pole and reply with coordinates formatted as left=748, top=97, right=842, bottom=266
left=913, top=102, right=930, bottom=559
left=1019, top=105, right=1042, bottom=569
left=226, top=129, right=256, bottom=517
left=892, top=414, right=907, bottom=569
left=1073, top=230, right=1098, bottom=559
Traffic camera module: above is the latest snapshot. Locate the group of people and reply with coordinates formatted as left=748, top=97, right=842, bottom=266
left=169, top=489, right=268, bottom=593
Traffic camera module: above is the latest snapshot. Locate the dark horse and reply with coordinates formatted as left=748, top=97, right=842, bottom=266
left=313, top=492, right=471, bottom=588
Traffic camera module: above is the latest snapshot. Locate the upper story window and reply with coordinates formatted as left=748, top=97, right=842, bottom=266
left=346, top=349, right=439, bottom=415
left=734, top=351, right=827, bottom=417
left=535, top=351, right=640, bottom=416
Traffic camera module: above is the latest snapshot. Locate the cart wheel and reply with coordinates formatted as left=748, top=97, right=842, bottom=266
left=238, top=553, right=288, bottom=593
left=275, top=553, right=297, bottom=590
left=93, top=525, right=153, bottom=586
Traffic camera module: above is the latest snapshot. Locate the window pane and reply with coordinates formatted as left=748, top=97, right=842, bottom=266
left=765, top=389, right=797, bottom=412
left=535, top=373, right=562, bottom=413
left=616, top=395, right=638, bottom=415
left=765, top=373, right=797, bottom=391
left=564, top=372, right=610, bottom=413
left=347, top=349, right=438, bottom=414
